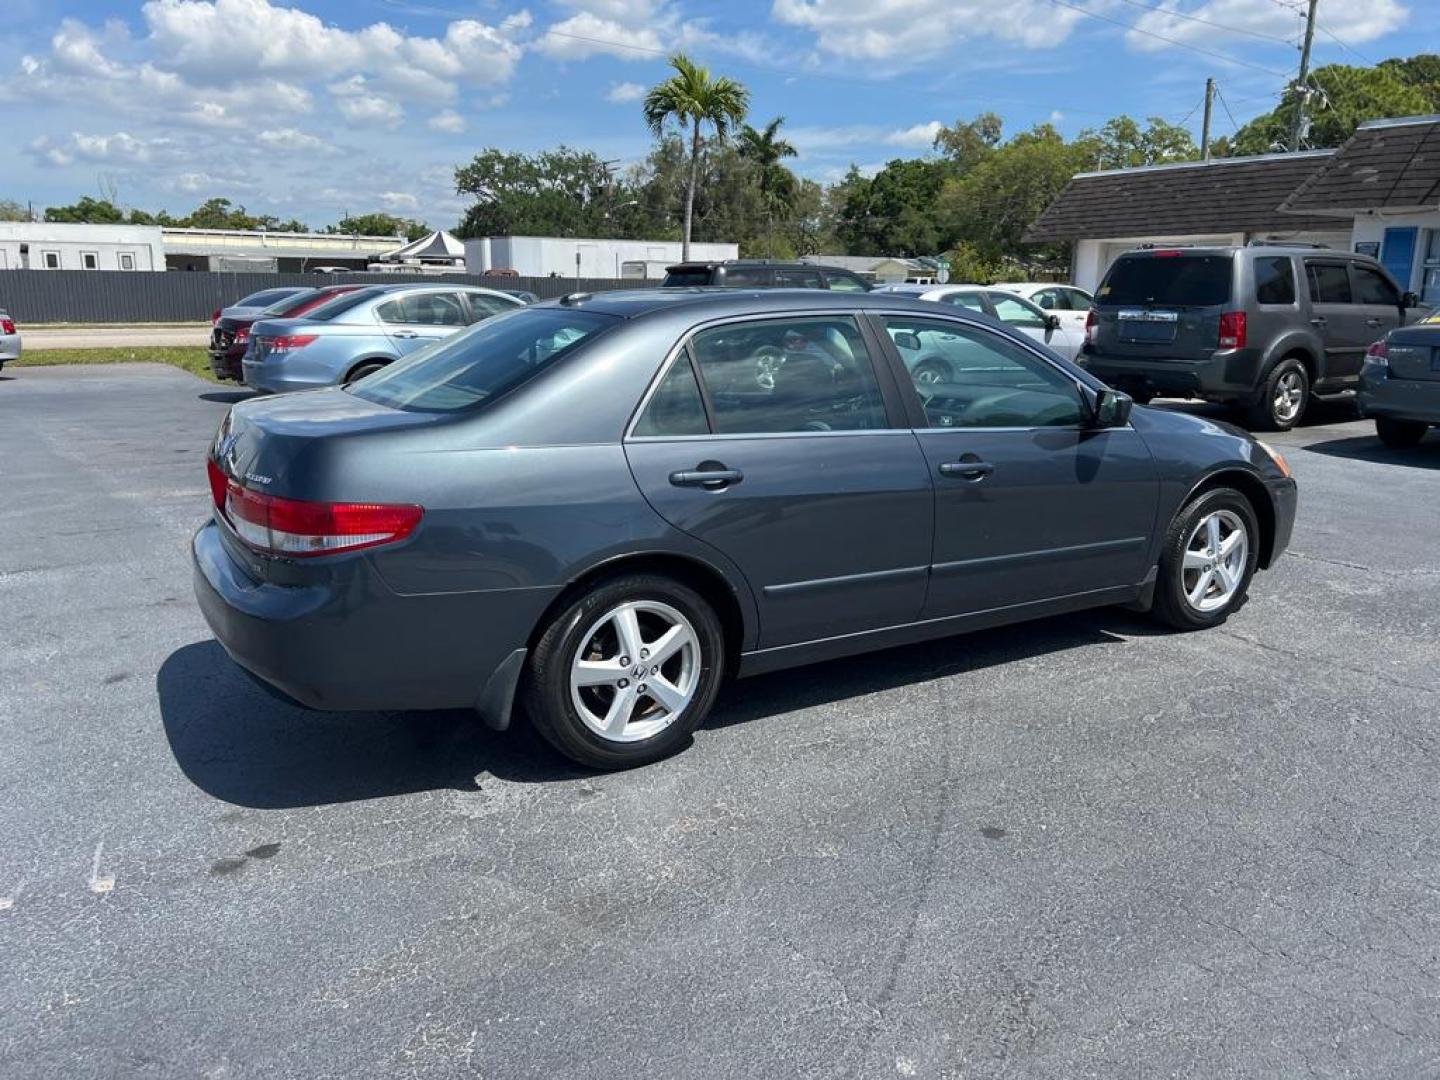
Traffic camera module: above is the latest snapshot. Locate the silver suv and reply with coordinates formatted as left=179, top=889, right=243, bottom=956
left=1081, top=245, right=1419, bottom=430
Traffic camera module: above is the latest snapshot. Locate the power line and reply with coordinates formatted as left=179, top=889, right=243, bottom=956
left=1314, top=19, right=1373, bottom=65
left=1107, top=0, right=1296, bottom=47
left=1047, top=0, right=1292, bottom=77
left=1213, top=83, right=1243, bottom=134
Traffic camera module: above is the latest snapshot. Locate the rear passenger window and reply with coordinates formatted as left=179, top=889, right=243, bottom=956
left=689, top=317, right=888, bottom=434
left=723, top=267, right=769, bottom=287
left=633, top=355, right=709, bottom=437
left=1353, top=266, right=1400, bottom=306
left=1255, top=257, right=1296, bottom=304
left=776, top=269, right=823, bottom=288
left=1307, top=263, right=1352, bottom=304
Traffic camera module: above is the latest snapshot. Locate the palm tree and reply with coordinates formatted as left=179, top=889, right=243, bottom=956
left=738, top=117, right=798, bottom=207
left=643, top=53, right=749, bottom=261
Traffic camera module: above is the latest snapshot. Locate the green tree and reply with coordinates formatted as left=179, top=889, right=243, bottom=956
left=0, top=198, right=30, bottom=221
left=933, top=112, right=1003, bottom=172
left=327, top=213, right=428, bottom=240
left=738, top=117, right=799, bottom=208
left=643, top=53, right=749, bottom=260
left=453, top=147, right=631, bottom=239
left=1229, top=55, right=1438, bottom=153
left=44, top=196, right=126, bottom=223
left=1080, top=115, right=1198, bottom=170
left=835, top=158, right=952, bottom=256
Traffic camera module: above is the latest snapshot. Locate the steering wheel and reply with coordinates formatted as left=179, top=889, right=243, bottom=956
left=751, top=345, right=785, bottom=390
left=911, top=357, right=952, bottom=387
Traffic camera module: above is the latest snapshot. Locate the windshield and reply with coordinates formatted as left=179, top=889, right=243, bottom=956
left=349, top=307, right=616, bottom=413
left=1099, top=254, right=1233, bottom=307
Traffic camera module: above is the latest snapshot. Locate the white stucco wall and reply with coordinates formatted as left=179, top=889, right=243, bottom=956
left=1350, top=210, right=1440, bottom=297
left=0, top=223, right=165, bottom=271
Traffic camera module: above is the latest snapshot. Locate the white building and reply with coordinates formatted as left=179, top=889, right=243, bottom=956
left=466, top=236, right=740, bottom=279
left=160, top=227, right=400, bottom=272
left=0, top=222, right=166, bottom=271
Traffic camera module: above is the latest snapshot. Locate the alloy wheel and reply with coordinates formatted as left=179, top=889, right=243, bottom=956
left=1273, top=370, right=1305, bottom=424
left=1181, top=509, right=1248, bottom=613
left=569, top=600, right=701, bottom=743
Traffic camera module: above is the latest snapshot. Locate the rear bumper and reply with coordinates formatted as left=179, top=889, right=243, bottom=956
left=241, top=355, right=337, bottom=394
left=192, top=519, right=556, bottom=715
left=1358, top=367, right=1440, bottom=424
left=1081, top=348, right=1261, bottom=402
left=0, top=333, right=20, bottom=362
left=208, top=346, right=245, bottom=381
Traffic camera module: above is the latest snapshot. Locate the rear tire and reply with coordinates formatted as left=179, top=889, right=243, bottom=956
left=347, top=360, right=387, bottom=383
left=1151, top=487, right=1259, bottom=631
left=1246, top=357, right=1309, bottom=432
left=522, top=574, right=725, bottom=770
left=1375, top=417, right=1429, bottom=448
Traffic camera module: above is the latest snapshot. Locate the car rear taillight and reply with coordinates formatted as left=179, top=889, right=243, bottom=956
left=1218, top=311, right=1247, bottom=349
left=212, top=308, right=222, bottom=325
left=208, top=457, right=422, bottom=557
left=266, top=334, right=317, bottom=352
left=1085, top=307, right=1097, bottom=346
left=1366, top=339, right=1388, bottom=360
left=234, top=326, right=249, bottom=344
left=1, top=318, right=15, bottom=335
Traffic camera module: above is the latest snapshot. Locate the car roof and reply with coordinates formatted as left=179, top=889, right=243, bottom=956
left=537, top=287, right=968, bottom=321
left=665, top=261, right=858, bottom=272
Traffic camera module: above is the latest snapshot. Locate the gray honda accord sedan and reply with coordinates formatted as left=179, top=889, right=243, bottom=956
left=195, top=289, right=1297, bottom=769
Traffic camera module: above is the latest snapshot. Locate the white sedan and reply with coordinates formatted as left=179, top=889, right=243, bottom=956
left=990, top=282, right=1094, bottom=334
left=871, top=284, right=1085, bottom=361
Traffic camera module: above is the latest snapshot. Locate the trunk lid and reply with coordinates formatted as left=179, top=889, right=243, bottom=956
left=1092, top=251, right=1235, bottom=361
left=1383, top=323, right=1440, bottom=382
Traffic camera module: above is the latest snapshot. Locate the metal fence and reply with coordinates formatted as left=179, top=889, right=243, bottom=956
left=0, top=270, right=641, bottom=324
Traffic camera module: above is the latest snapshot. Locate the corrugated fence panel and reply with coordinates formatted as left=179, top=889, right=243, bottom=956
left=0, top=271, right=641, bottom=324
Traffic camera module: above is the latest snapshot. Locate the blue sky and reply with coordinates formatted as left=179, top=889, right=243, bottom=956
left=0, top=0, right=1424, bottom=230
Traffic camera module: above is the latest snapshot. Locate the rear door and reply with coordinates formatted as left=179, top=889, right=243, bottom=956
left=871, top=313, right=1158, bottom=617
left=624, top=313, right=933, bottom=648
left=376, top=291, right=468, bottom=355
left=1303, top=259, right=1367, bottom=381
left=1092, top=252, right=1234, bottom=361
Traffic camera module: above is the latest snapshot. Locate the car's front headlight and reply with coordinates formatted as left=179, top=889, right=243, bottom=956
left=1255, top=439, right=1292, bottom=479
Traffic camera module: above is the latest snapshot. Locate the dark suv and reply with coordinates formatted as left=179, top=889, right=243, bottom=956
left=1081, top=245, right=1418, bottom=430
left=661, top=260, right=872, bottom=292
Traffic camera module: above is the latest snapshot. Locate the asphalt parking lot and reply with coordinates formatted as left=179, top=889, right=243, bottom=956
left=2, top=362, right=1438, bottom=1079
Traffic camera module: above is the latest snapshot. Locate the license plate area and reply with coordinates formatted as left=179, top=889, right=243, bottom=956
left=1118, top=308, right=1179, bottom=343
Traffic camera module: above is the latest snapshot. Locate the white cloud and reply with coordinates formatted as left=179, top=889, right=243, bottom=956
left=606, top=81, right=647, bottom=103
left=28, top=130, right=178, bottom=167
left=884, top=121, right=942, bottom=148
left=428, top=109, right=466, bottom=133
left=1124, top=0, right=1407, bottom=53
left=536, top=11, right=665, bottom=58
left=255, top=127, right=340, bottom=154
left=330, top=75, right=404, bottom=127
left=788, top=121, right=945, bottom=156
left=772, top=0, right=1085, bottom=60
left=380, top=191, right=420, bottom=210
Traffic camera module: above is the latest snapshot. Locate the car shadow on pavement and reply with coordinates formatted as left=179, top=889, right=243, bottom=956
left=1150, top=397, right=1359, bottom=428
left=157, top=641, right=589, bottom=809
left=159, top=610, right=1154, bottom=808
left=199, top=390, right=256, bottom=404
left=1302, top=433, right=1440, bottom=470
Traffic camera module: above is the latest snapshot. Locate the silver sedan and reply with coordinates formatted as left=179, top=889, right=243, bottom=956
left=0, top=310, right=20, bottom=370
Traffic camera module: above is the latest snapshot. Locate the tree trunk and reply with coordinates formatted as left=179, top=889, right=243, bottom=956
left=684, top=118, right=700, bottom=262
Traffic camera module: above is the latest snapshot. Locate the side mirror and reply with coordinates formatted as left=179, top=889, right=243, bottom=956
left=892, top=331, right=921, bottom=350
left=1081, top=383, right=1133, bottom=427
left=1045, top=314, right=1062, bottom=332
left=1403, top=290, right=1420, bottom=308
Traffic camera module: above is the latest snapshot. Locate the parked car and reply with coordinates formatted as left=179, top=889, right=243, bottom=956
left=0, top=309, right=20, bottom=371
left=211, top=286, right=312, bottom=326
left=500, top=289, right=540, bottom=304
left=241, top=284, right=524, bottom=393
left=209, top=285, right=365, bottom=382
left=661, top=260, right=873, bottom=292
left=991, top=282, right=1094, bottom=333
left=1358, top=322, right=1440, bottom=447
left=872, top=284, right=1084, bottom=361
left=1081, top=244, right=1417, bottom=430
left=196, top=288, right=1296, bottom=770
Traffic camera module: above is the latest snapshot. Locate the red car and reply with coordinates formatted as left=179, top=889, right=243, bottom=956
left=208, top=285, right=364, bottom=382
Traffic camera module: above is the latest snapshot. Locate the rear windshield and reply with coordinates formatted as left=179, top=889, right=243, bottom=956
left=261, top=289, right=320, bottom=316
left=238, top=287, right=303, bottom=308
left=349, top=308, right=615, bottom=413
left=662, top=268, right=712, bottom=287
left=1099, top=254, right=1233, bottom=307
left=302, top=287, right=390, bottom=321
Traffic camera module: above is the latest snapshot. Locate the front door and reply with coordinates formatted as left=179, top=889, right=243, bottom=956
left=871, top=313, right=1158, bottom=618
left=1304, top=259, right=1373, bottom=383
left=1350, top=262, right=1405, bottom=363
left=624, top=314, right=933, bottom=648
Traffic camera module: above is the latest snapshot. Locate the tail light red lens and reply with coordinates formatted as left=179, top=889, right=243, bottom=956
left=1084, top=307, right=1097, bottom=346
left=234, top=326, right=249, bottom=344
left=208, top=458, right=422, bottom=557
left=212, top=308, right=222, bottom=325
left=1218, top=311, right=1247, bottom=349
left=1366, top=339, right=1388, bottom=360
left=266, top=334, right=317, bottom=352
left=1, top=318, right=15, bottom=335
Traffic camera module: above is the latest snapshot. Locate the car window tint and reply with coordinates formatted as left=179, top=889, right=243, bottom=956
left=723, top=267, right=770, bottom=287
left=1306, top=262, right=1352, bottom=304
left=350, top=309, right=614, bottom=413
left=1353, top=265, right=1400, bottom=306
left=940, top=291, right=986, bottom=311
left=633, top=355, right=710, bottom=437
left=689, top=316, right=887, bottom=434
left=1100, top=255, right=1233, bottom=306
left=1064, top=288, right=1093, bottom=310
left=776, top=269, right=823, bottom=288
left=825, top=272, right=869, bottom=292
left=884, top=317, right=1084, bottom=429
left=662, top=268, right=711, bottom=287
left=1255, top=257, right=1296, bottom=304
left=466, top=293, right=518, bottom=320
left=988, top=294, right=1048, bottom=329
left=305, top=287, right=389, bottom=321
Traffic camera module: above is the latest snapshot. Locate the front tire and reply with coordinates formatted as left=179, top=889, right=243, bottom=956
left=1246, top=358, right=1309, bottom=431
left=1375, top=417, right=1429, bottom=448
left=1151, top=488, right=1259, bottom=631
left=522, top=574, right=725, bottom=769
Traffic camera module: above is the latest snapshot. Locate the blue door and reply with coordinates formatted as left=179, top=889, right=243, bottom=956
left=1381, top=227, right=1417, bottom=290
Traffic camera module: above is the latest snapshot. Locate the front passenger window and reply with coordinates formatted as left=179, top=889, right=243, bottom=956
left=689, top=317, right=887, bottom=434
left=885, top=317, right=1085, bottom=429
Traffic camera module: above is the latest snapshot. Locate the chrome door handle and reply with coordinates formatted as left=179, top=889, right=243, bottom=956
left=393, top=329, right=419, bottom=339
left=1365, top=317, right=1383, bottom=327
left=1310, top=317, right=1327, bottom=327
left=939, top=460, right=994, bottom=480
left=670, top=468, right=743, bottom=488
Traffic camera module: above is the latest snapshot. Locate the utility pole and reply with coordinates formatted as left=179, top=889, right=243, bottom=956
left=1201, top=77, right=1216, bottom=159
left=1290, top=0, right=1319, bottom=152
